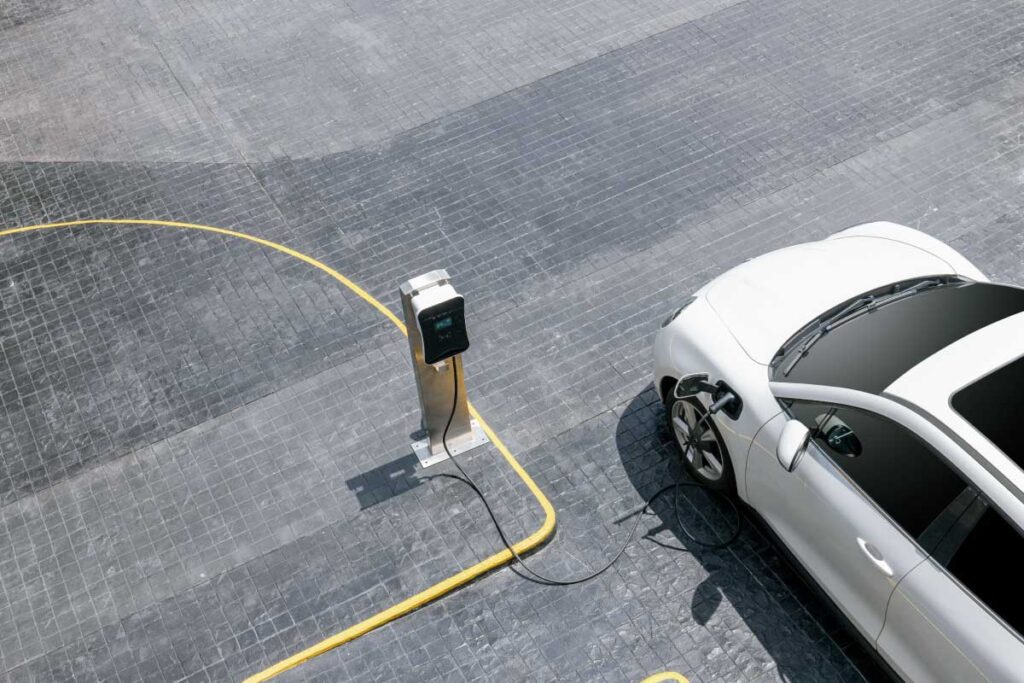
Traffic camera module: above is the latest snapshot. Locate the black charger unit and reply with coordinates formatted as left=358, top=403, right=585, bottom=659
left=416, top=295, right=469, bottom=365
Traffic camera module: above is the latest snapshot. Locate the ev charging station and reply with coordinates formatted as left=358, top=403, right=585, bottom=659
left=400, top=269, right=489, bottom=468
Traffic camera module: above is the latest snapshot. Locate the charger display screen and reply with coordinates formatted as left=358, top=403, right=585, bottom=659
left=417, top=297, right=469, bottom=364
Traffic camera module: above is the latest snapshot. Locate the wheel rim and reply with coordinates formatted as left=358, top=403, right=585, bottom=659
left=671, top=400, right=725, bottom=482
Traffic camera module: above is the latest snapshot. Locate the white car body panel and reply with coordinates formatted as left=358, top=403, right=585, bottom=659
left=652, top=222, right=1024, bottom=682
left=880, top=558, right=1024, bottom=683
left=652, top=295, right=780, bottom=501
left=747, top=411, right=929, bottom=641
left=775, top=381, right=1024, bottom=537
left=761, top=381, right=1024, bottom=666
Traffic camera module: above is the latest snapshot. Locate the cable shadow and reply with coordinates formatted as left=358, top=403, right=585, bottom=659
left=615, top=384, right=890, bottom=683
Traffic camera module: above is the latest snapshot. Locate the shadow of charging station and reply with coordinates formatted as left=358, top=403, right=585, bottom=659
left=399, top=269, right=489, bottom=468
left=344, top=453, right=423, bottom=509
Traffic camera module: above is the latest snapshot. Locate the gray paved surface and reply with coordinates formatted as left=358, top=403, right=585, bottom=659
left=2, top=0, right=1024, bottom=680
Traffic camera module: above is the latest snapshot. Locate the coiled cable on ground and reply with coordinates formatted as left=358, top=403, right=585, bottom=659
left=438, top=363, right=742, bottom=586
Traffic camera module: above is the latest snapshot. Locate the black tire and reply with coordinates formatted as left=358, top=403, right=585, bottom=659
left=664, top=390, right=736, bottom=494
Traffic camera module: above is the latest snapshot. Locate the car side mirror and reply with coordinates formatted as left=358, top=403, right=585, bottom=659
left=777, top=419, right=810, bottom=472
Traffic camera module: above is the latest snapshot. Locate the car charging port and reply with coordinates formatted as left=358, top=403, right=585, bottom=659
left=711, top=380, right=742, bottom=420
left=675, top=373, right=743, bottom=420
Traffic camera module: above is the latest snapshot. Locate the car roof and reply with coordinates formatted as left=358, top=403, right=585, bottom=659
left=886, top=310, right=1024, bottom=491
left=772, top=281, right=1024, bottom=393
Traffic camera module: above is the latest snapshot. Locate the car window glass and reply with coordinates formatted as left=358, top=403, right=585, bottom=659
left=785, top=401, right=970, bottom=547
left=935, top=502, right=1024, bottom=637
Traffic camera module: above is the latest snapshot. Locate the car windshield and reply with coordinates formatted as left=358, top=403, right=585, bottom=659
left=771, top=281, right=1024, bottom=393
left=952, top=354, right=1024, bottom=472
left=777, top=276, right=960, bottom=376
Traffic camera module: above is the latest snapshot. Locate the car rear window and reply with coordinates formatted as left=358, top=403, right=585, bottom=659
left=952, top=354, right=1024, bottom=471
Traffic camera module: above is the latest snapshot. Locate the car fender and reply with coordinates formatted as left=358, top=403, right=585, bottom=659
left=654, top=296, right=782, bottom=502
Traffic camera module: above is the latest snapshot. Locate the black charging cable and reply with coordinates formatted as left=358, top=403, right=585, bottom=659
left=435, top=362, right=742, bottom=586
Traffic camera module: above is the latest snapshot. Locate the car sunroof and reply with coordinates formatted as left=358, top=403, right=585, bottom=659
left=952, top=354, right=1024, bottom=471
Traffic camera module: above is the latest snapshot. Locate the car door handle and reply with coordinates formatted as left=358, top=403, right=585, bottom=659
left=857, top=537, right=894, bottom=577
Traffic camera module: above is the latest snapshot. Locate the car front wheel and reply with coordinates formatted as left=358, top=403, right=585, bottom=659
left=665, top=391, right=735, bottom=493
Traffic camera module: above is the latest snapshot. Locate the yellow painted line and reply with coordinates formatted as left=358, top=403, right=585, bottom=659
left=0, top=219, right=556, bottom=681
left=640, top=673, right=689, bottom=683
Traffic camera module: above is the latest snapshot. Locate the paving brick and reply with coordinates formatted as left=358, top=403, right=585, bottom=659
left=3, top=0, right=1024, bottom=680
left=0, top=0, right=741, bottom=163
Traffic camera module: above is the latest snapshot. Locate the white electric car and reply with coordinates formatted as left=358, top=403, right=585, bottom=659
left=653, top=222, right=1024, bottom=682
